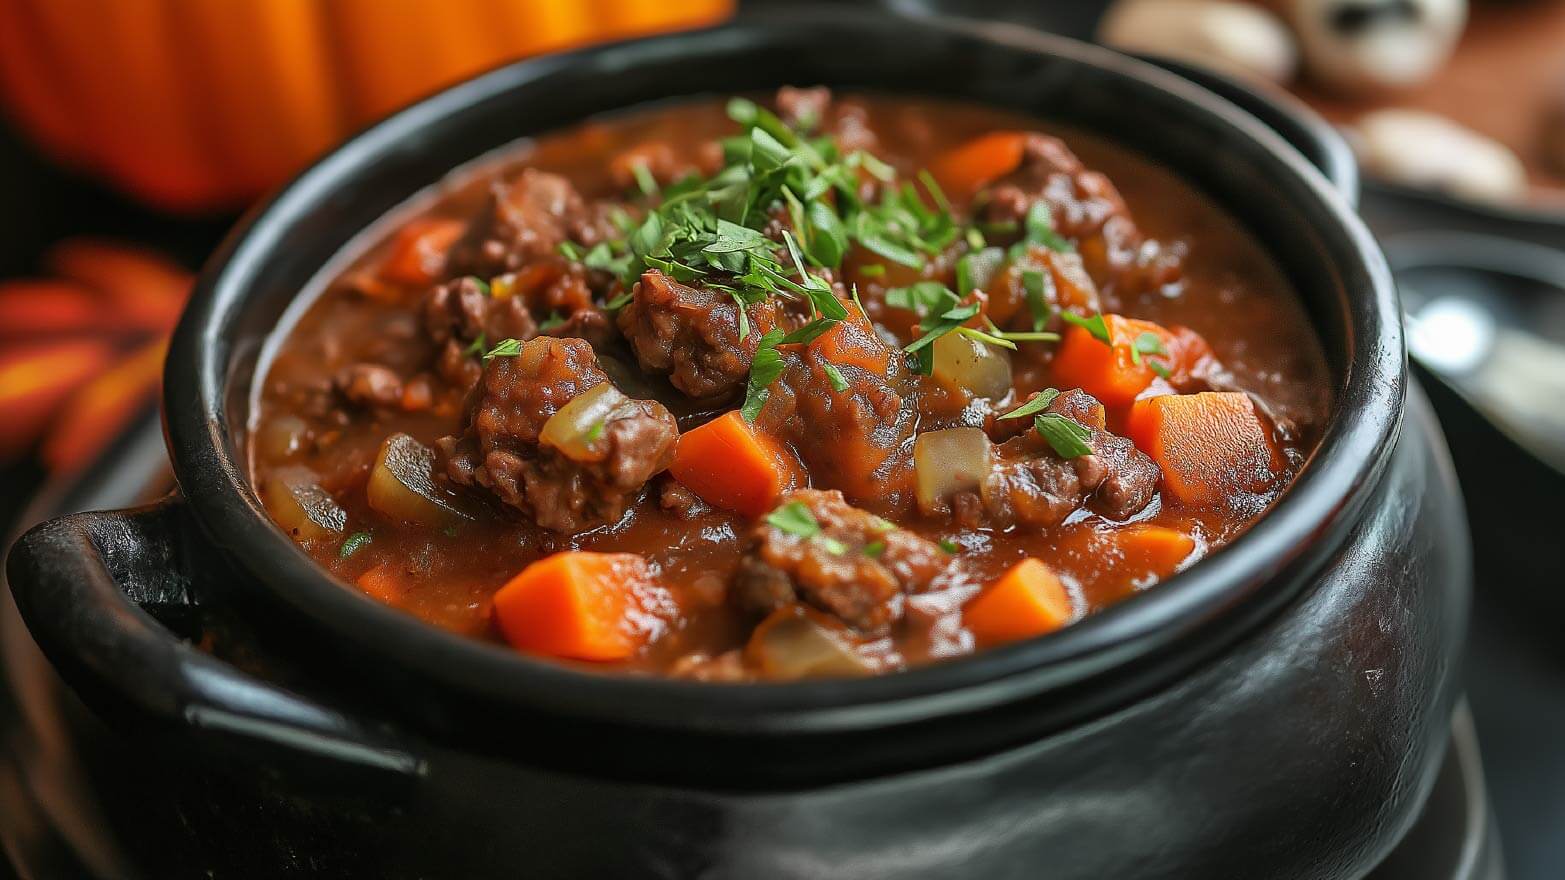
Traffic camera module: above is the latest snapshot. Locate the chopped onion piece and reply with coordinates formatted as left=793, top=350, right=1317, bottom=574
left=539, top=381, right=634, bottom=463
left=914, top=427, right=993, bottom=515
left=367, top=433, right=470, bottom=527
left=261, top=468, right=346, bottom=540
left=932, top=332, right=1012, bottom=399
left=745, top=606, right=874, bottom=680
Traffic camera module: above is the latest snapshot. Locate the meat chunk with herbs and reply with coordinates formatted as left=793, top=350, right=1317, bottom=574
left=977, top=389, right=1159, bottom=527
left=617, top=269, right=788, bottom=400
left=423, top=275, right=538, bottom=350
left=976, top=134, right=1183, bottom=299
left=758, top=316, right=917, bottom=505
left=446, top=169, right=616, bottom=277
left=436, top=337, right=678, bottom=533
left=734, top=489, right=949, bottom=633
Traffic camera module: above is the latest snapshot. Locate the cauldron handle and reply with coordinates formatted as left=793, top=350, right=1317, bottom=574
left=6, top=496, right=424, bottom=790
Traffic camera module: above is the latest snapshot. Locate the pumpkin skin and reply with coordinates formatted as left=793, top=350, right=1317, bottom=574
left=0, top=0, right=733, bottom=212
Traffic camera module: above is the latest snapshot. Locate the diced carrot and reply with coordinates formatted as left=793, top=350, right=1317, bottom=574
left=670, top=411, right=800, bottom=517
left=356, top=564, right=406, bottom=605
left=807, top=314, right=889, bottom=375
left=379, top=217, right=464, bottom=286
left=1127, top=391, right=1282, bottom=507
left=492, top=551, right=665, bottom=661
left=41, top=337, right=167, bottom=473
left=1049, top=314, right=1177, bottom=408
left=931, top=131, right=1029, bottom=198
left=1112, top=525, right=1198, bottom=580
left=964, top=558, right=1073, bottom=646
left=45, top=239, right=190, bottom=333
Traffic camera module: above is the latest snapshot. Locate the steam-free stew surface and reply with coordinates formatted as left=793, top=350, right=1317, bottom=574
left=252, top=91, right=1330, bottom=680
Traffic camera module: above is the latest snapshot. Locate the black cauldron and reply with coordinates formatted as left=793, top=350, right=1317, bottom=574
left=6, top=8, right=1470, bottom=879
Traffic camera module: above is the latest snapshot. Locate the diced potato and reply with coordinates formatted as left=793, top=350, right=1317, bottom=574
left=932, top=332, right=1012, bottom=400
left=255, top=414, right=308, bottom=463
left=261, top=468, right=346, bottom=540
left=745, top=606, right=874, bottom=680
left=914, top=427, right=993, bottom=515
left=540, top=381, right=635, bottom=464
left=367, top=433, right=470, bottom=528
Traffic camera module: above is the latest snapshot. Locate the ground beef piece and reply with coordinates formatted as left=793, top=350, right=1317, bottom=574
left=733, top=489, right=948, bottom=633
left=979, top=389, right=1158, bottom=527
left=333, top=364, right=404, bottom=408
left=446, top=170, right=614, bottom=277
left=422, top=275, right=538, bottom=349
left=436, top=337, right=678, bottom=533
left=757, top=316, right=917, bottom=506
left=617, top=269, right=788, bottom=399
left=543, top=307, right=619, bottom=351
left=976, top=134, right=1183, bottom=299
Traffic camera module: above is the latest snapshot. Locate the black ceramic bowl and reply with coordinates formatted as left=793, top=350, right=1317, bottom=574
left=7, top=9, right=1469, bottom=879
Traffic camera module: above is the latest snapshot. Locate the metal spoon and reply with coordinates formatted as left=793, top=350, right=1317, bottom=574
left=1386, top=231, right=1565, bottom=474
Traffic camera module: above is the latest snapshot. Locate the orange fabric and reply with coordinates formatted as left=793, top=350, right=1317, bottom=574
left=493, top=551, right=653, bottom=661
left=670, top=411, right=798, bottom=517
left=1127, top=391, right=1281, bottom=507
left=964, top=558, right=1073, bottom=646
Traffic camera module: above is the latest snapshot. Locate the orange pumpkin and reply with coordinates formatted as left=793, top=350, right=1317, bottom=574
left=0, top=0, right=733, bottom=212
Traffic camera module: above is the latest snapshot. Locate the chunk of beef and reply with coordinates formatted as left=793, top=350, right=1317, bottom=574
left=436, top=337, right=678, bottom=533
left=617, top=270, right=788, bottom=399
left=422, top=276, right=538, bottom=349
left=333, top=364, right=404, bottom=408
left=756, top=316, right=917, bottom=506
left=977, top=389, right=1159, bottom=527
left=976, top=134, right=1183, bottom=299
left=446, top=170, right=615, bottom=277
left=543, top=307, right=618, bottom=352
left=733, top=489, right=948, bottom=633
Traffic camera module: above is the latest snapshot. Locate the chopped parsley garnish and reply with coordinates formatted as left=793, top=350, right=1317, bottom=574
left=584, top=420, right=605, bottom=443
left=955, top=246, right=1005, bottom=297
left=766, top=500, right=820, bottom=537
left=538, top=311, right=566, bottom=332
left=998, top=388, right=1061, bottom=420
left=939, top=538, right=961, bottom=554
left=338, top=531, right=372, bottom=559
left=463, top=332, right=489, bottom=357
left=862, top=540, right=886, bottom=558
left=1035, top=412, right=1093, bottom=458
left=466, top=275, right=492, bottom=295
left=604, top=290, right=634, bottom=310
left=822, top=361, right=850, bottom=392
left=482, top=337, right=524, bottom=361
left=1130, top=331, right=1172, bottom=378
left=740, top=328, right=787, bottom=422
left=1010, top=201, right=1074, bottom=257
left=1062, top=311, right=1111, bottom=344
left=858, top=263, right=886, bottom=277
left=1021, top=267, right=1052, bottom=331
left=630, top=161, right=659, bottom=197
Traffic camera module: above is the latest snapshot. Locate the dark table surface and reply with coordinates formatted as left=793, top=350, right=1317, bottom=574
left=1, top=5, right=1562, bottom=877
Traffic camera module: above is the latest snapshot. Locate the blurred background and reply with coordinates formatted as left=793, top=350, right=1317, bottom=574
left=0, top=1, right=1562, bottom=877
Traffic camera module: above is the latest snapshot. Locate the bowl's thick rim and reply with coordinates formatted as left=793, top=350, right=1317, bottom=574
left=165, top=13, right=1404, bottom=737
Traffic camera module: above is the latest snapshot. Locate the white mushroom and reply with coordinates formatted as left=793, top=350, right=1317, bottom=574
left=1099, top=0, right=1299, bottom=84
left=1352, top=109, right=1526, bottom=202
left=1286, top=0, right=1466, bottom=94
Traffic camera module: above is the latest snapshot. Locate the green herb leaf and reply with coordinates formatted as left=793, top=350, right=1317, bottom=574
left=466, top=275, right=492, bottom=296
left=630, top=161, right=659, bottom=197
left=939, top=538, right=960, bottom=554
left=805, top=200, right=849, bottom=267
left=1022, top=201, right=1074, bottom=253
left=1022, top=267, right=1053, bottom=331
left=1035, top=412, right=1093, bottom=458
left=729, top=290, right=750, bottom=342
left=1062, top=311, right=1111, bottom=345
left=822, top=361, right=850, bottom=392
left=998, top=388, right=1060, bottom=420
left=955, top=246, right=1006, bottom=297
left=605, top=290, right=634, bottom=310
left=765, top=500, right=820, bottom=539
left=859, top=263, right=886, bottom=277
left=740, top=328, right=787, bottom=422
left=557, top=242, right=585, bottom=261
left=1129, top=330, right=1168, bottom=366
left=780, top=317, right=838, bottom=345
left=339, top=531, right=372, bottom=559
left=819, top=536, right=849, bottom=556
left=862, top=540, right=886, bottom=558
left=483, top=338, right=524, bottom=361
left=463, top=332, right=489, bottom=357
left=584, top=420, right=605, bottom=443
